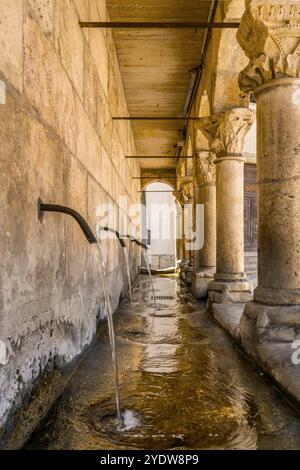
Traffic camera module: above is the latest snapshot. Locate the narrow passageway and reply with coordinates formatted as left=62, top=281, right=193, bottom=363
left=25, top=276, right=300, bottom=450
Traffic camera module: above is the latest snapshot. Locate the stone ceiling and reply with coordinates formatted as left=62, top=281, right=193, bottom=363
left=106, top=0, right=213, bottom=169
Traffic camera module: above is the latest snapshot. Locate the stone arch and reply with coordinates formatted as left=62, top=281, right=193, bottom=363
left=186, top=136, right=193, bottom=176
left=198, top=90, right=210, bottom=118
left=141, top=177, right=176, bottom=192
left=194, top=90, right=211, bottom=152
left=211, top=0, right=249, bottom=113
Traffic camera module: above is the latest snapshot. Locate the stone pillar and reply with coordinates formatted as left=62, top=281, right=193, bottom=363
left=237, top=1, right=300, bottom=358
left=174, top=178, right=194, bottom=285
left=200, top=109, right=255, bottom=303
left=192, top=150, right=217, bottom=298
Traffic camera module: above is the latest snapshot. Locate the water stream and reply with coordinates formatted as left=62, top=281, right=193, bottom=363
left=93, top=243, right=121, bottom=422
left=123, top=243, right=133, bottom=306
left=25, top=275, right=300, bottom=450
left=141, top=248, right=157, bottom=306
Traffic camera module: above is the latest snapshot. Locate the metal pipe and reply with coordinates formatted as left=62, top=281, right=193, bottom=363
left=38, top=200, right=97, bottom=244
left=112, top=116, right=203, bottom=121
left=132, top=176, right=178, bottom=180
left=125, top=235, right=148, bottom=251
left=79, top=21, right=239, bottom=29
left=125, top=156, right=192, bottom=159
left=137, top=190, right=174, bottom=193
left=99, top=226, right=126, bottom=248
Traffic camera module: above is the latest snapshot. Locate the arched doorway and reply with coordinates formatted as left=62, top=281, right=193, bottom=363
left=142, top=182, right=176, bottom=270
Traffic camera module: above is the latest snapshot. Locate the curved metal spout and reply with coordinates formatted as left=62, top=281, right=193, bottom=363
left=38, top=200, right=97, bottom=244
left=126, top=235, right=148, bottom=251
left=99, top=226, right=126, bottom=248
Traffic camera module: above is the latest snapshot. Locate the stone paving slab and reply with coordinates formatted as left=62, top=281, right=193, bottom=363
left=212, top=303, right=245, bottom=341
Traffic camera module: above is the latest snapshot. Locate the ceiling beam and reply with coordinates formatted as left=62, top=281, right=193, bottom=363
left=79, top=21, right=239, bottom=29
left=113, top=117, right=202, bottom=121
left=137, top=190, right=174, bottom=193
left=125, top=156, right=192, bottom=159
left=133, top=176, right=178, bottom=179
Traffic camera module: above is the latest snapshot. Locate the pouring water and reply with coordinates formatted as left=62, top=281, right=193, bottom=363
left=93, top=243, right=121, bottom=422
left=141, top=248, right=157, bottom=307
left=124, top=243, right=133, bottom=306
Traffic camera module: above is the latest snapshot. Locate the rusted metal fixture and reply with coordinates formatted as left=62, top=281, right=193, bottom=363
left=38, top=199, right=97, bottom=244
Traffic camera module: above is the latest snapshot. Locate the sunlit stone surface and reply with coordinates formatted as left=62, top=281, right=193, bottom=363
left=24, top=277, right=300, bottom=450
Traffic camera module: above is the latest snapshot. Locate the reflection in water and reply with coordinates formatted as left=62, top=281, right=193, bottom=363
left=141, top=248, right=157, bottom=306
left=26, top=276, right=300, bottom=450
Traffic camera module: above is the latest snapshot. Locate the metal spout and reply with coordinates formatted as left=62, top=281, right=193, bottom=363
left=38, top=199, right=97, bottom=244
left=126, top=235, right=148, bottom=251
left=99, top=226, right=126, bottom=248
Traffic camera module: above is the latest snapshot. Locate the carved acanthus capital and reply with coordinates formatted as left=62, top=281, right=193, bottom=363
left=194, top=150, right=216, bottom=185
left=173, top=190, right=184, bottom=206
left=199, top=109, right=255, bottom=158
left=237, top=0, right=300, bottom=93
left=174, top=177, right=193, bottom=205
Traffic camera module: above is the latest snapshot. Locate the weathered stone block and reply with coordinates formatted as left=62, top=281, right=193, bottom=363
left=191, top=271, right=214, bottom=299
left=108, top=59, right=119, bottom=116
left=24, top=16, right=76, bottom=153
left=98, top=84, right=112, bottom=155
left=0, top=0, right=23, bottom=91
left=0, top=0, right=139, bottom=447
left=0, top=92, right=69, bottom=432
left=74, top=0, right=89, bottom=21
left=27, top=0, right=53, bottom=38
left=212, top=303, right=244, bottom=341
left=64, top=153, right=89, bottom=290
left=89, top=0, right=108, bottom=96
left=208, top=280, right=253, bottom=304
left=76, top=97, right=102, bottom=183
left=54, top=0, right=84, bottom=98
left=101, top=147, right=113, bottom=194
left=83, top=44, right=101, bottom=130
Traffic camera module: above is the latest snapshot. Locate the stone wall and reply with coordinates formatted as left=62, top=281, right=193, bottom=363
left=0, top=0, right=140, bottom=445
left=151, top=255, right=176, bottom=271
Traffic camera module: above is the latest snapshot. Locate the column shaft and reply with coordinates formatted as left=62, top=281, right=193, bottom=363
left=198, top=108, right=255, bottom=303
left=196, top=183, right=216, bottom=270
left=215, top=156, right=245, bottom=281
left=237, top=1, right=300, bottom=366
left=253, top=79, right=300, bottom=305
left=192, top=150, right=216, bottom=298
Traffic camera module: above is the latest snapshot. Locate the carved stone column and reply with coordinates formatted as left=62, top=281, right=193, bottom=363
left=192, top=150, right=217, bottom=299
left=173, top=188, right=183, bottom=264
left=174, top=178, right=194, bottom=285
left=200, top=108, right=255, bottom=303
left=237, top=1, right=300, bottom=364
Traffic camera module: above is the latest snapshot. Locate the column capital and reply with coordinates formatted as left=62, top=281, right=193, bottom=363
left=237, top=0, right=300, bottom=93
left=173, top=177, right=193, bottom=206
left=199, top=109, right=255, bottom=158
left=194, top=150, right=216, bottom=186
left=181, top=177, right=194, bottom=204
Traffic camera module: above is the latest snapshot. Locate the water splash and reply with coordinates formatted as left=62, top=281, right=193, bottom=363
left=93, top=243, right=121, bottom=422
left=118, top=410, right=141, bottom=432
left=141, top=248, right=157, bottom=307
left=124, top=242, right=133, bottom=306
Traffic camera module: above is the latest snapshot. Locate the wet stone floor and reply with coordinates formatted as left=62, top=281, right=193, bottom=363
left=26, top=276, right=300, bottom=450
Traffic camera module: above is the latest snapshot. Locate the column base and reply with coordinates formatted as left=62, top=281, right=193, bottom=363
left=240, top=301, right=300, bottom=358
left=191, top=268, right=215, bottom=299
left=180, top=260, right=193, bottom=286
left=239, top=301, right=300, bottom=403
left=208, top=279, right=253, bottom=304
